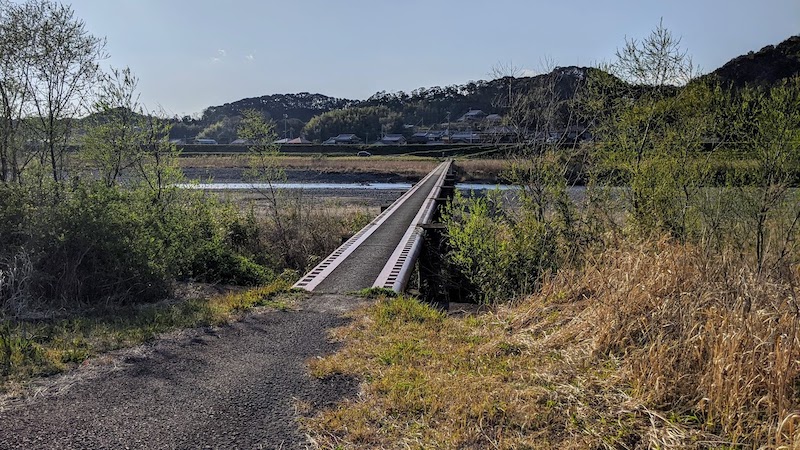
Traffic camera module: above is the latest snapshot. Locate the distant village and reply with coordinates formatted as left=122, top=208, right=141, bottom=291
left=173, top=108, right=592, bottom=146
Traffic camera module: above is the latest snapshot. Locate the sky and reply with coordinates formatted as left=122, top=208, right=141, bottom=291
left=59, top=0, right=800, bottom=117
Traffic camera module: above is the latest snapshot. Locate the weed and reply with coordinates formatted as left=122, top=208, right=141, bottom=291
left=353, top=287, right=397, bottom=299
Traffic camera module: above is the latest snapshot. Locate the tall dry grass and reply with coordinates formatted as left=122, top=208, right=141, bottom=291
left=306, top=238, right=800, bottom=448
left=513, top=238, right=800, bottom=447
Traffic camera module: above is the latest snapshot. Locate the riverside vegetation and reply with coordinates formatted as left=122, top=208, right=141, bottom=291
left=305, top=24, right=800, bottom=448
left=0, top=0, right=367, bottom=390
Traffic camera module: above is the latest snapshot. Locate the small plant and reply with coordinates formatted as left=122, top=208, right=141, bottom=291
left=354, top=287, right=397, bottom=299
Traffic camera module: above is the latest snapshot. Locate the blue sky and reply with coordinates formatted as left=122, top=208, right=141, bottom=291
left=64, top=0, right=799, bottom=117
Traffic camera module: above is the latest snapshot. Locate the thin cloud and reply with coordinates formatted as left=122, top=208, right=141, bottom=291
left=245, top=54, right=254, bottom=61
left=218, top=49, right=227, bottom=57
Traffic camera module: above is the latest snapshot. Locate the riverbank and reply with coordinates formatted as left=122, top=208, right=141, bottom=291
left=178, top=155, right=509, bottom=184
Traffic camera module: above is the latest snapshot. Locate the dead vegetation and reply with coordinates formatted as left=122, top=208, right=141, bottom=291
left=177, top=155, right=510, bottom=182
left=305, top=238, right=800, bottom=449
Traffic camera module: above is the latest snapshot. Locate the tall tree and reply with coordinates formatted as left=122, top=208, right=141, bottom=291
left=2, top=0, right=106, bottom=184
left=82, top=67, right=144, bottom=187
left=587, top=20, right=712, bottom=238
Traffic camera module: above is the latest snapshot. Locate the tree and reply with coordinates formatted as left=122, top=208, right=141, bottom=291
left=302, top=106, right=404, bottom=143
left=197, top=115, right=242, bottom=144
left=720, top=77, right=800, bottom=274
left=587, top=20, right=712, bottom=238
left=81, top=67, right=145, bottom=187
left=238, top=108, right=284, bottom=218
left=0, top=0, right=105, bottom=185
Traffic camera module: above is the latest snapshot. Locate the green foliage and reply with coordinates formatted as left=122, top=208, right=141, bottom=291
left=197, top=115, right=241, bottom=144
left=186, top=243, right=272, bottom=286
left=355, top=287, right=398, bottom=298
left=303, top=105, right=404, bottom=143
left=80, top=68, right=146, bottom=187
left=0, top=0, right=105, bottom=184
left=374, top=296, right=444, bottom=328
left=0, top=180, right=277, bottom=310
left=585, top=23, right=719, bottom=240
left=444, top=192, right=558, bottom=303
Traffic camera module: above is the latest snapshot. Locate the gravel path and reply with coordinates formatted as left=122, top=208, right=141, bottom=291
left=0, top=294, right=364, bottom=449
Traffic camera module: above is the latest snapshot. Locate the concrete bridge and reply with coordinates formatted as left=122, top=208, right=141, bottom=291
left=294, top=160, right=455, bottom=293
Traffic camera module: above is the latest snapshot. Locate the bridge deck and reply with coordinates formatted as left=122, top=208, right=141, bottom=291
left=294, top=160, right=452, bottom=294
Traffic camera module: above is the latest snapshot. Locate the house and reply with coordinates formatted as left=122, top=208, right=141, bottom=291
left=449, top=131, right=482, bottom=143
left=377, top=134, right=406, bottom=145
left=485, top=114, right=502, bottom=124
left=409, top=130, right=449, bottom=144
left=409, top=132, right=430, bottom=144
left=484, top=125, right=517, bottom=143
left=285, top=137, right=312, bottom=144
left=457, top=109, right=487, bottom=123
left=322, top=134, right=363, bottom=145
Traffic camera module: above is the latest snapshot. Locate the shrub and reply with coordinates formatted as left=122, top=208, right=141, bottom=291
left=185, top=242, right=272, bottom=286
left=444, top=192, right=558, bottom=303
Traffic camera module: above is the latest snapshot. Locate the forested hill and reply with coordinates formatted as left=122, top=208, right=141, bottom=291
left=179, top=66, right=595, bottom=142
left=194, top=66, right=593, bottom=128
left=708, top=35, right=800, bottom=87
left=202, top=92, right=357, bottom=124
left=179, top=34, right=800, bottom=143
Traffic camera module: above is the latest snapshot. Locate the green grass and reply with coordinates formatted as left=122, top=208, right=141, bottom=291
left=353, top=287, right=398, bottom=299
left=0, top=278, right=301, bottom=391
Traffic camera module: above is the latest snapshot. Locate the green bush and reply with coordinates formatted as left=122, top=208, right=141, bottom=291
left=444, top=193, right=558, bottom=303
left=0, top=181, right=276, bottom=310
left=185, top=243, right=272, bottom=286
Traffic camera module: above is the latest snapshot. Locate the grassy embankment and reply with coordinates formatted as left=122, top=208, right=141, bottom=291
left=305, top=241, right=800, bottom=448
left=177, top=154, right=510, bottom=182
left=0, top=279, right=300, bottom=394
left=178, top=151, right=797, bottom=187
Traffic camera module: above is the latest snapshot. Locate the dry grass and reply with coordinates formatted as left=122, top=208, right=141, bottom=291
left=305, top=239, right=800, bottom=449
left=177, top=155, right=511, bottom=181
left=455, top=158, right=512, bottom=182
left=178, top=155, right=439, bottom=177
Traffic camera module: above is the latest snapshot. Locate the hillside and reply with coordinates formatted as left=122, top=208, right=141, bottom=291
left=709, top=35, right=800, bottom=87
left=186, top=67, right=595, bottom=143
left=185, top=34, right=800, bottom=143
left=201, top=92, right=357, bottom=124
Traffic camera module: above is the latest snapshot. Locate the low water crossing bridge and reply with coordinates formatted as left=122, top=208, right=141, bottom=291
left=294, top=160, right=455, bottom=294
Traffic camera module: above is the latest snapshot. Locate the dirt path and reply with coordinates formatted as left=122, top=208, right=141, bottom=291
left=0, top=294, right=364, bottom=449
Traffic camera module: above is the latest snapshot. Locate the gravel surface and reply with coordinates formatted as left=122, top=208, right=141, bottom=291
left=0, top=294, right=366, bottom=449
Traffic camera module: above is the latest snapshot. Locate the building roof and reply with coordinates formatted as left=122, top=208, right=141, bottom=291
left=324, top=134, right=362, bottom=144
left=457, top=109, right=487, bottom=122
left=450, top=131, right=482, bottom=141
left=380, top=134, right=406, bottom=142
left=335, top=134, right=359, bottom=140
